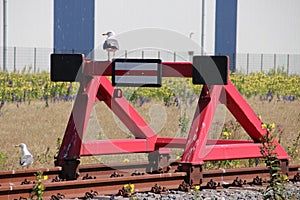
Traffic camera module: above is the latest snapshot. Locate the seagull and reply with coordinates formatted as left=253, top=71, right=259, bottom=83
left=102, top=31, right=119, bottom=60
left=15, top=143, right=34, bottom=168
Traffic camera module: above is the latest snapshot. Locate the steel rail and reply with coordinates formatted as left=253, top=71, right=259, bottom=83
left=0, top=163, right=299, bottom=199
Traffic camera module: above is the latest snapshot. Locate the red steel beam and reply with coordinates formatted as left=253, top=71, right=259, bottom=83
left=203, top=143, right=263, bottom=161
left=155, top=138, right=254, bottom=149
left=97, top=76, right=157, bottom=144
left=83, top=60, right=193, bottom=77
left=81, top=139, right=150, bottom=155
left=203, top=142, right=290, bottom=161
left=181, top=85, right=223, bottom=164
left=224, top=81, right=266, bottom=141
left=178, top=79, right=290, bottom=164
left=224, top=81, right=290, bottom=159
left=57, top=76, right=101, bottom=161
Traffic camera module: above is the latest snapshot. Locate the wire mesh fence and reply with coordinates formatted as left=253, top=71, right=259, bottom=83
left=1, top=46, right=300, bottom=75
left=235, top=53, right=300, bottom=75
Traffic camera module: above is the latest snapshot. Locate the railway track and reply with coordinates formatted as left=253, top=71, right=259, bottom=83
left=0, top=163, right=299, bottom=199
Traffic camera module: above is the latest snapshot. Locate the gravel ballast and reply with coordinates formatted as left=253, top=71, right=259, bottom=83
left=97, top=182, right=300, bottom=200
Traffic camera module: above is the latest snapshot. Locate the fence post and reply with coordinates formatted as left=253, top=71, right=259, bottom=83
left=14, top=47, right=16, bottom=72
left=158, top=51, right=160, bottom=59
left=232, top=53, right=236, bottom=72
left=246, top=53, right=249, bottom=75
left=260, top=54, right=264, bottom=72
left=34, top=47, right=37, bottom=73
left=174, top=52, right=176, bottom=62
left=274, top=53, right=276, bottom=72
left=287, top=54, right=290, bottom=75
left=142, top=50, right=144, bottom=59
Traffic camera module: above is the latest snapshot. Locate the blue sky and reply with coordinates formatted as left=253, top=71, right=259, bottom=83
left=0, top=0, right=299, bottom=54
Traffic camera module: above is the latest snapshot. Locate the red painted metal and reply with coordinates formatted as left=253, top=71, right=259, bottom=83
left=181, top=79, right=290, bottom=164
left=56, top=57, right=290, bottom=171
left=81, top=139, right=150, bottom=155
left=155, top=138, right=255, bottom=149
left=57, top=75, right=157, bottom=162
left=56, top=76, right=101, bottom=164
left=83, top=60, right=192, bottom=77
left=181, top=85, right=223, bottom=164
left=97, top=76, right=157, bottom=142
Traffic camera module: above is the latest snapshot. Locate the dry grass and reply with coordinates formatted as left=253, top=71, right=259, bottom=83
left=0, top=97, right=299, bottom=170
left=0, top=101, right=72, bottom=170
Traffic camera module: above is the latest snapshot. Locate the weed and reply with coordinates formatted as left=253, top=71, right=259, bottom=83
left=287, top=131, right=300, bottom=162
left=205, top=120, right=243, bottom=169
left=193, top=185, right=201, bottom=200
left=221, top=119, right=243, bottom=140
left=260, top=123, right=288, bottom=200
left=179, top=108, right=189, bottom=137
left=36, top=147, right=51, bottom=164
left=31, top=170, right=48, bottom=200
left=120, top=183, right=135, bottom=197
left=0, top=152, right=8, bottom=169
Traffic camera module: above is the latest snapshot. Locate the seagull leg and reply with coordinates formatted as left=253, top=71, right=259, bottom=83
left=107, top=51, right=111, bottom=61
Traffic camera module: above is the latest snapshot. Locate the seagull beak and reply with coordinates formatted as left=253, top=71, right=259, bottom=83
left=102, top=32, right=108, bottom=36
left=15, top=145, right=19, bottom=147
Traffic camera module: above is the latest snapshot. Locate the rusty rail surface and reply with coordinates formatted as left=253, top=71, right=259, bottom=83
left=0, top=163, right=299, bottom=199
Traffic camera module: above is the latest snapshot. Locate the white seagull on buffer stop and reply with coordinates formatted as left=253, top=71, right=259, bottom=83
left=15, top=143, right=34, bottom=168
left=102, top=31, right=119, bottom=60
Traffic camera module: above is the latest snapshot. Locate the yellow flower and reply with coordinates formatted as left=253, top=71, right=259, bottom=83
left=270, top=123, right=275, bottom=128
left=223, top=131, right=232, bottom=137
left=195, top=185, right=200, bottom=190
left=43, top=175, right=48, bottom=180
left=282, top=174, right=288, bottom=181
left=38, top=184, right=44, bottom=190
left=123, top=158, right=130, bottom=163
left=124, top=184, right=135, bottom=193
left=262, top=123, right=267, bottom=129
left=258, top=114, right=262, bottom=120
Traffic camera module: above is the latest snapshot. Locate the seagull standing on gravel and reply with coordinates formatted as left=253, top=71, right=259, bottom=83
left=102, top=31, right=119, bottom=60
left=15, top=143, right=34, bottom=168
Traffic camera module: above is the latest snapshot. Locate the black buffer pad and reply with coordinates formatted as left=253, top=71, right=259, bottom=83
left=192, top=56, right=228, bottom=85
left=50, top=54, right=83, bottom=82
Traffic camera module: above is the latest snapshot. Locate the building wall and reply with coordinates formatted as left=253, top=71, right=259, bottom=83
left=0, top=0, right=299, bottom=54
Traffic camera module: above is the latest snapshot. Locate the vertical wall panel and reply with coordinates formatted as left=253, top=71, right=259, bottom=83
left=215, top=0, right=237, bottom=71
left=54, top=0, right=94, bottom=56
